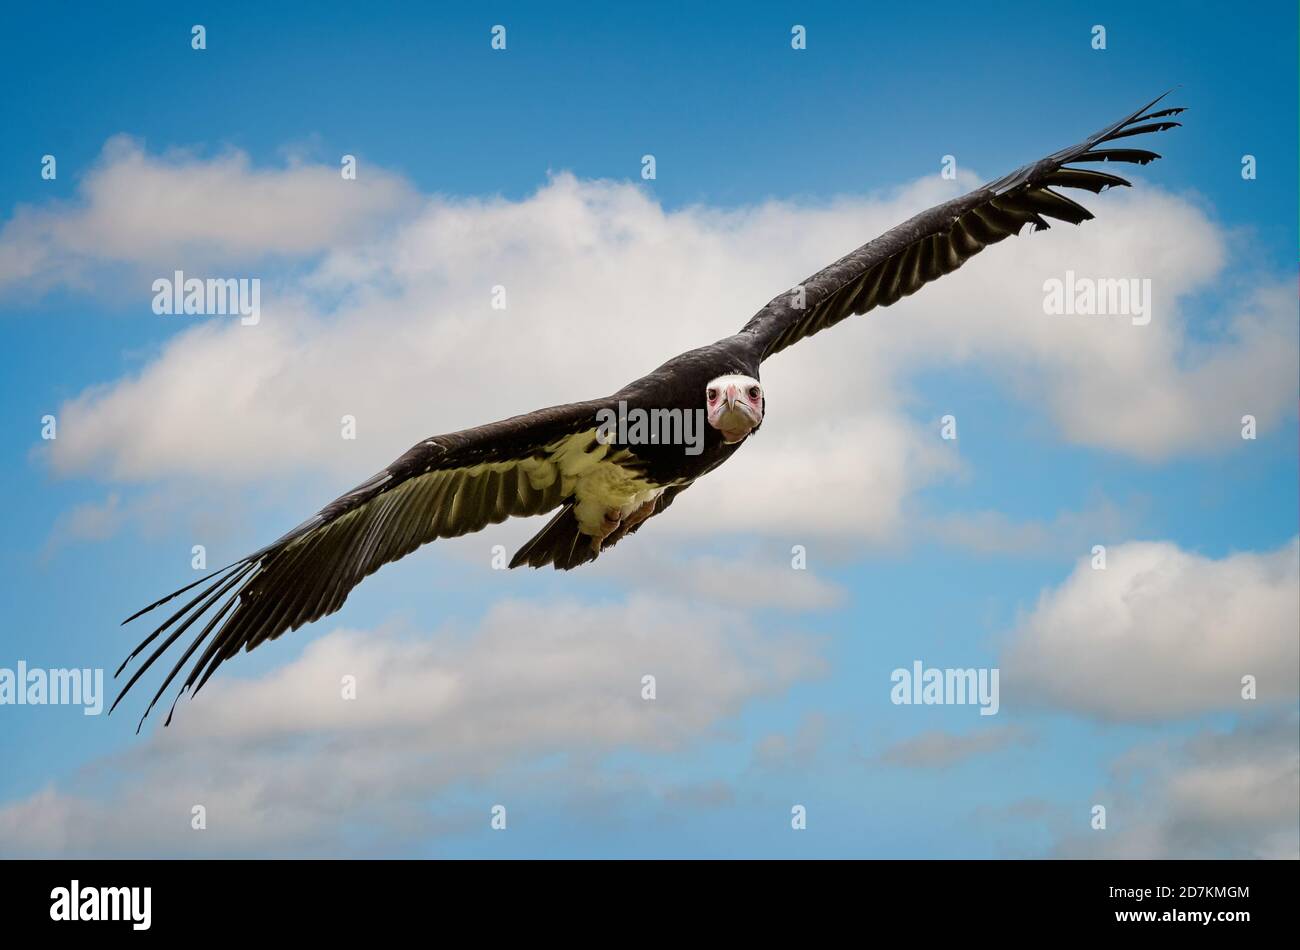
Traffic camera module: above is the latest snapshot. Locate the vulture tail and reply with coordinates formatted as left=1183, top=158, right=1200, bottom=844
left=509, top=502, right=600, bottom=571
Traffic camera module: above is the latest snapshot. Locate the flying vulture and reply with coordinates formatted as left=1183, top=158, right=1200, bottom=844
left=115, top=94, right=1183, bottom=726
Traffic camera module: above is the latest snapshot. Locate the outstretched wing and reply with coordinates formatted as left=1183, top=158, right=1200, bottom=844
left=739, top=93, right=1184, bottom=360
left=114, top=399, right=607, bottom=728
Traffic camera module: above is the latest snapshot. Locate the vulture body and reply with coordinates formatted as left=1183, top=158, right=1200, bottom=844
left=116, top=94, right=1183, bottom=726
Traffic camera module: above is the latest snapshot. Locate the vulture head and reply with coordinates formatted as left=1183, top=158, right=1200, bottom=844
left=705, top=374, right=763, bottom=443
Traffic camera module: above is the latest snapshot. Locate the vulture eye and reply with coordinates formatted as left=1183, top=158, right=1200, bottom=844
left=748, top=386, right=761, bottom=400
left=706, top=388, right=718, bottom=401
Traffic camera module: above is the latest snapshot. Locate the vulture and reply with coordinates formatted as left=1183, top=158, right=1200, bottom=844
left=115, top=93, right=1183, bottom=727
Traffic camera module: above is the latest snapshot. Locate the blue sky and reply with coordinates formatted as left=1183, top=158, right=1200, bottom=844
left=0, top=1, right=1296, bottom=858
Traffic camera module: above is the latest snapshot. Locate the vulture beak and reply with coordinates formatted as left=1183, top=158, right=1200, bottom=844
left=705, top=373, right=763, bottom=444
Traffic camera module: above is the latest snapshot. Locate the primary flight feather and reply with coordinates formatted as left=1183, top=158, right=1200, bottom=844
left=115, top=93, right=1183, bottom=727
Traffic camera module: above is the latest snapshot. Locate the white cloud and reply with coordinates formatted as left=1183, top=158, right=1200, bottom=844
left=596, top=546, right=846, bottom=610
left=877, top=725, right=1034, bottom=769
left=1002, top=538, right=1299, bottom=720
left=39, top=492, right=124, bottom=561
left=751, top=712, right=829, bottom=771
left=1052, top=713, right=1299, bottom=858
left=0, top=135, right=415, bottom=292
left=0, top=595, right=824, bottom=856
left=924, top=498, right=1134, bottom=558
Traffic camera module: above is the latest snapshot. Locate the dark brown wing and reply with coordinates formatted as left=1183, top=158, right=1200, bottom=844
left=739, top=93, right=1184, bottom=360
left=113, top=399, right=607, bottom=728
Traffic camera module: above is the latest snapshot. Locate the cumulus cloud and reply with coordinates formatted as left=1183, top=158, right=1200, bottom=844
left=0, top=596, right=824, bottom=856
left=36, top=484, right=255, bottom=563
left=751, top=712, right=829, bottom=771
left=0, top=135, right=415, bottom=293
left=1002, top=538, right=1299, bottom=721
left=924, top=498, right=1135, bottom=558
left=39, top=493, right=124, bottom=562
left=878, top=724, right=1034, bottom=769
left=1052, top=712, right=1299, bottom=859
left=598, top=547, right=846, bottom=610
left=14, top=140, right=1296, bottom=550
